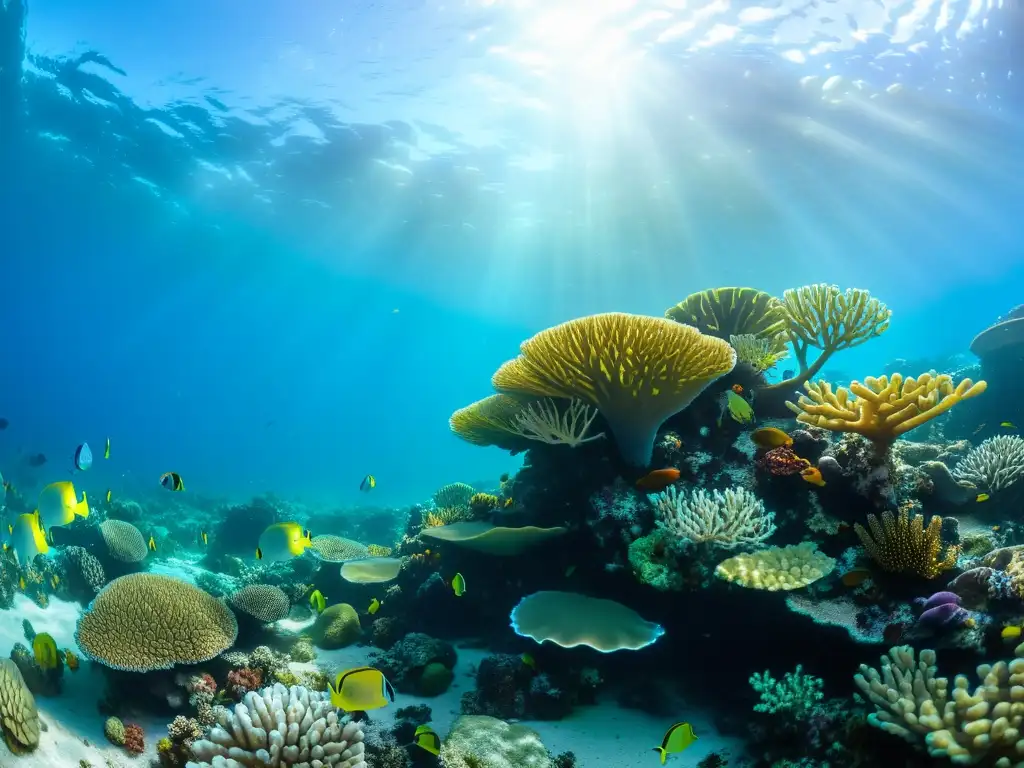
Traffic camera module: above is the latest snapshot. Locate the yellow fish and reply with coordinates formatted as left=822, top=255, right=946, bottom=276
left=1002, top=422, right=1017, bottom=430
left=256, top=522, right=312, bottom=562
left=521, top=653, right=535, bottom=669
left=105, top=489, right=112, bottom=503
left=32, top=633, right=60, bottom=670
left=751, top=427, right=793, bottom=449
left=653, top=722, right=698, bottom=764
left=10, top=512, right=49, bottom=566
left=977, top=493, right=990, bottom=503
left=104, top=437, right=111, bottom=459
left=18, top=577, right=25, bottom=590
left=1003, top=625, right=1022, bottom=640
left=368, top=598, right=381, bottom=615
left=413, top=725, right=440, bottom=756
left=309, top=589, right=326, bottom=614
left=50, top=574, right=59, bottom=589
left=452, top=572, right=466, bottom=597
left=327, top=667, right=395, bottom=711
left=148, top=536, right=157, bottom=552
left=198, top=530, right=208, bottom=546
left=64, top=648, right=80, bottom=671
left=37, top=481, right=89, bottom=530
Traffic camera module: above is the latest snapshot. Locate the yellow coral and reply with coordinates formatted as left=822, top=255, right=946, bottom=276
left=366, top=543, right=393, bottom=557
left=433, top=482, right=477, bottom=509
left=0, top=659, right=38, bottom=753
left=448, top=394, right=538, bottom=451
left=422, top=506, right=472, bottom=528
left=787, top=372, right=987, bottom=451
left=714, top=542, right=835, bottom=591
left=74, top=573, right=238, bottom=672
left=665, top=287, right=788, bottom=342
left=469, top=493, right=499, bottom=514
left=729, top=333, right=789, bottom=373
left=854, top=509, right=960, bottom=579
left=492, top=312, right=736, bottom=467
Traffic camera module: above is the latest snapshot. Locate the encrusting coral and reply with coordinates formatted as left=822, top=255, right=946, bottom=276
left=855, top=643, right=1024, bottom=766
left=74, top=573, right=239, bottom=671
left=787, top=372, right=987, bottom=452
left=854, top=509, right=960, bottom=579
left=492, top=312, right=737, bottom=467
left=186, top=682, right=366, bottom=767
left=651, top=485, right=776, bottom=550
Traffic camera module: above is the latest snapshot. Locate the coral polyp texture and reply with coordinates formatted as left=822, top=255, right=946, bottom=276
left=715, top=542, right=836, bottom=591
left=307, top=535, right=370, bottom=563
left=229, top=584, right=291, bottom=624
left=186, top=682, right=366, bottom=767
left=74, top=573, right=239, bottom=672
left=786, top=372, right=986, bottom=450
left=651, top=485, right=776, bottom=550
left=492, top=312, right=737, bottom=466
left=854, top=509, right=960, bottom=579
left=952, top=435, right=1024, bottom=494
left=855, top=643, right=1024, bottom=765
left=510, top=590, right=665, bottom=652
left=0, top=658, right=39, bottom=753
left=98, top=519, right=150, bottom=563
left=665, top=286, right=788, bottom=342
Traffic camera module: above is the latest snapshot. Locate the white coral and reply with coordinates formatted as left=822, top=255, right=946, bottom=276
left=952, top=435, right=1024, bottom=493
left=186, top=682, right=366, bottom=768
left=651, top=486, right=776, bottom=550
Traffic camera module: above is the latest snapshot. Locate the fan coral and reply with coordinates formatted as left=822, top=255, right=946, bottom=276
left=504, top=397, right=605, bottom=446
left=229, top=584, right=290, bottom=623
left=186, top=682, right=366, bottom=767
left=854, top=509, right=960, bottom=579
left=492, top=312, right=736, bottom=466
left=75, top=573, right=238, bottom=672
left=99, top=519, right=150, bottom=563
left=651, top=486, right=776, bottom=550
left=952, top=435, right=1024, bottom=494
left=448, top=394, right=541, bottom=452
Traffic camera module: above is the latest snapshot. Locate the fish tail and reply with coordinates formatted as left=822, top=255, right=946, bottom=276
left=652, top=747, right=667, bottom=765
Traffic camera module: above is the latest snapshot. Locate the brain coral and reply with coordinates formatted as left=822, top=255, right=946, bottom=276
left=75, top=573, right=239, bottom=672
left=99, top=519, right=149, bottom=563
left=0, top=658, right=39, bottom=753
left=440, top=715, right=550, bottom=768
left=229, top=584, right=290, bottom=623
left=308, top=535, right=369, bottom=563
left=308, top=604, right=361, bottom=650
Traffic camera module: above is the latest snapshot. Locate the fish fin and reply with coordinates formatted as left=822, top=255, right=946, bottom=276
left=255, top=548, right=263, bottom=560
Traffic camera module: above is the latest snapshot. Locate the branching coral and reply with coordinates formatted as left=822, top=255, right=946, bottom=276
left=651, top=486, right=776, bottom=550
left=492, top=312, right=736, bottom=467
left=854, top=509, right=960, bottom=579
left=786, top=373, right=986, bottom=452
left=505, top=397, right=605, bottom=447
left=730, top=333, right=789, bottom=373
left=953, top=435, right=1024, bottom=494
left=855, top=643, right=1024, bottom=765
left=750, top=665, right=824, bottom=718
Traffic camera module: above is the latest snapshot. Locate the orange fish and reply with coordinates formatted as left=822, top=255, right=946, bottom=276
left=800, top=466, right=826, bottom=487
left=636, top=468, right=681, bottom=491
left=731, top=383, right=744, bottom=395
left=841, top=568, right=871, bottom=587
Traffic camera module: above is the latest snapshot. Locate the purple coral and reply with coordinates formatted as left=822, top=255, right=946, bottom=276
left=915, top=591, right=971, bottom=630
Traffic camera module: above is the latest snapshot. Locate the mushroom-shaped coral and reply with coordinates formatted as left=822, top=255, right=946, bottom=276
left=420, top=522, right=568, bottom=555
left=493, top=312, right=736, bottom=466
left=971, top=304, right=1024, bottom=360
left=229, top=584, right=290, bottom=624
left=186, top=682, right=366, bottom=767
left=339, top=557, right=403, bottom=584
left=0, top=658, right=39, bottom=753
left=786, top=373, right=987, bottom=452
left=510, top=591, right=664, bottom=652
left=665, top=287, right=788, bottom=342
left=74, top=573, right=239, bottom=672
left=714, top=542, right=835, bottom=591
left=99, top=519, right=149, bottom=563
left=854, top=509, right=960, bottom=580
left=450, top=394, right=604, bottom=450
left=308, top=535, right=370, bottom=563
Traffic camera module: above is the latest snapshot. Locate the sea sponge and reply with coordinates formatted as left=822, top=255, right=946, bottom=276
left=99, top=519, right=150, bottom=563
left=75, top=573, right=239, bottom=672
left=229, top=584, right=290, bottom=623
left=0, top=659, right=39, bottom=753
left=492, top=312, right=736, bottom=466
left=308, top=535, right=370, bottom=563
left=786, top=372, right=987, bottom=451
left=952, top=435, right=1024, bottom=494
left=665, top=287, right=788, bottom=342
left=854, top=509, right=960, bottom=579
left=440, top=715, right=551, bottom=768
left=714, top=542, right=835, bottom=591
left=308, top=603, right=361, bottom=649
left=187, top=682, right=366, bottom=767
left=510, top=591, right=664, bottom=652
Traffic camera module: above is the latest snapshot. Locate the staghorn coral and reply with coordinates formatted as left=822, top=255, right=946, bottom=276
left=651, top=486, right=776, bottom=550
left=186, top=682, right=366, bottom=767
left=492, top=312, right=736, bottom=467
left=228, top=584, right=290, bottom=623
left=99, top=519, right=150, bottom=563
left=75, top=573, right=238, bottom=672
left=714, top=542, right=835, bottom=591
left=750, top=665, right=824, bottom=718
left=952, top=435, right=1024, bottom=494
left=730, top=332, right=789, bottom=373
left=787, top=373, right=987, bottom=452
left=0, top=659, right=39, bottom=753
left=855, top=643, right=1024, bottom=765
left=854, top=509, right=960, bottom=579
left=665, top=287, right=788, bottom=342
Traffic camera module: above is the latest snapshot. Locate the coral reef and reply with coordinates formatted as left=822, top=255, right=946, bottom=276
left=308, top=603, right=362, bottom=649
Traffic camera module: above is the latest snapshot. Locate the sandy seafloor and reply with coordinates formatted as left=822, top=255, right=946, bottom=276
left=0, top=559, right=742, bottom=767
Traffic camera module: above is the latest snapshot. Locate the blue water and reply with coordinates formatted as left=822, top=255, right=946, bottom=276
left=2, top=0, right=1023, bottom=508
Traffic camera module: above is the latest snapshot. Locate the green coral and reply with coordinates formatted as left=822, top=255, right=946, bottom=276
left=308, top=603, right=361, bottom=649
left=627, top=532, right=682, bottom=591
left=104, top=716, right=126, bottom=746
left=750, top=665, right=824, bottom=718
left=416, top=661, right=454, bottom=696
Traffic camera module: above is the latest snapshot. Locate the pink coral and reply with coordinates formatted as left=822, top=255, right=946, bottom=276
left=186, top=673, right=216, bottom=696
left=226, top=667, right=263, bottom=699
left=124, top=722, right=145, bottom=754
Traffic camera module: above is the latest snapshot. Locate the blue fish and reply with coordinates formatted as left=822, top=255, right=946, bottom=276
left=74, top=443, right=93, bottom=471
